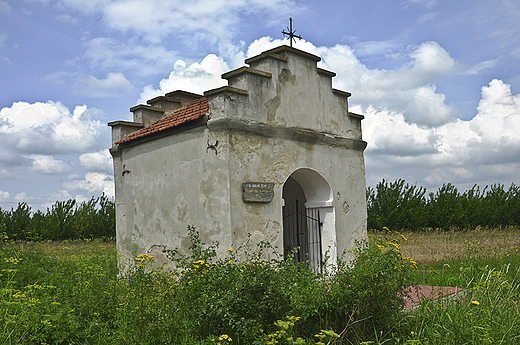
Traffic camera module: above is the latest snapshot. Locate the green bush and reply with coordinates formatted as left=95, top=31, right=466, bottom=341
left=152, top=226, right=417, bottom=344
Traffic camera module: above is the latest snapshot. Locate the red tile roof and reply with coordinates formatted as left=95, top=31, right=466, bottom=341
left=116, top=98, right=209, bottom=145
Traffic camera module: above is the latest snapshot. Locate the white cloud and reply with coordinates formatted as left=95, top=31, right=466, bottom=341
left=0, top=100, right=106, bottom=154
left=83, top=37, right=181, bottom=77
left=360, top=106, right=437, bottom=157
left=363, top=79, right=520, bottom=188
left=25, top=154, right=70, bottom=174
left=138, top=54, right=229, bottom=103
left=0, top=190, right=9, bottom=202
left=79, top=149, right=112, bottom=173
left=43, top=0, right=299, bottom=44
left=73, top=72, right=135, bottom=98
left=100, top=0, right=298, bottom=43
left=311, top=40, right=460, bottom=126
left=461, top=58, right=499, bottom=75
left=65, top=172, right=114, bottom=198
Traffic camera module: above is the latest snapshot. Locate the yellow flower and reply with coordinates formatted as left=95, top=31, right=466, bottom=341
left=471, top=300, right=480, bottom=306
left=218, top=334, right=232, bottom=342
left=226, top=249, right=234, bottom=253
left=228, top=260, right=234, bottom=264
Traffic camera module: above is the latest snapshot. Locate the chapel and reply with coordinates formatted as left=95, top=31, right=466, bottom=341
left=109, top=45, right=367, bottom=271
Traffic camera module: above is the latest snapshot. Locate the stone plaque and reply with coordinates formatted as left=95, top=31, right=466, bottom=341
left=243, top=182, right=275, bottom=203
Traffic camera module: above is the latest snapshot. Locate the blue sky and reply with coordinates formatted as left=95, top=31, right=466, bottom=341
left=1, top=0, right=519, bottom=210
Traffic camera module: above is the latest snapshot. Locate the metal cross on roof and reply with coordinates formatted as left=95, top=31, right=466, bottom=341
left=282, top=17, right=302, bottom=47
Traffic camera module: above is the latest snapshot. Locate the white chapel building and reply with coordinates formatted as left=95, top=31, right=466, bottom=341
left=109, top=45, right=368, bottom=271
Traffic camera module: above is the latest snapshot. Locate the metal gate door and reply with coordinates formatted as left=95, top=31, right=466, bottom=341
left=283, top=199, right=323, bottom=272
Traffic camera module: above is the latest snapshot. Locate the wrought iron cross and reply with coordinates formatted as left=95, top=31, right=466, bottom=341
left=282, top=17, right=302, bottom=47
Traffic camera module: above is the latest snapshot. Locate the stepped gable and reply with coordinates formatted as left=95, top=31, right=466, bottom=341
left=115, top=98, right=209, bottom=145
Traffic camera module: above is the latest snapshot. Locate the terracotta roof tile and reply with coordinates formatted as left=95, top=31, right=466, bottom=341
left=116, top=98, right=209, bottom=145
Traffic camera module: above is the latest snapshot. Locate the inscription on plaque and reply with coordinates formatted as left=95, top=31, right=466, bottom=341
left=243, top=182, right=275, bottom=203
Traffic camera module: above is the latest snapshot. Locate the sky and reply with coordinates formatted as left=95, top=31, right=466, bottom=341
left=1, top=0, right=519, bottom=211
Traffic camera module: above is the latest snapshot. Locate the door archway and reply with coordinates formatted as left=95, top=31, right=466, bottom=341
left=282, top=168, right=336, bottom=272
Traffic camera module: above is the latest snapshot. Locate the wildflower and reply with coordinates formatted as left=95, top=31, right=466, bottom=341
left=226, top=249, right=233, bottom=253
left=471, top=300, right=480, bottom=306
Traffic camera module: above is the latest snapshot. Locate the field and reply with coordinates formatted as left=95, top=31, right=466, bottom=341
left=1, top=228, right=520, bottom=344
left=399, top=227, right=520, bottom=265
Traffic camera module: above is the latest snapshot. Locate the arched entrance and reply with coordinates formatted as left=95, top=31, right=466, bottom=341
left=282, top=168, right=336, bottom=272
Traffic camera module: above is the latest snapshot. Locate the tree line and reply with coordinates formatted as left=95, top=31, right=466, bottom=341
left=2, top=179, right=519, bottom=241
left=0, top=195, right=115, bottom=241
left=367, top=179, right=520, bottom=231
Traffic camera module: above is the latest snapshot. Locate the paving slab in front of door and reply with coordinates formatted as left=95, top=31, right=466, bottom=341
left=403, top=285, right=465, bottom=309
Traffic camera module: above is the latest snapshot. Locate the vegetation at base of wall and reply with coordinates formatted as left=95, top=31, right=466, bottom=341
left=2, top=228, right=520, bottom=344
left=0, top=194, right=115, bottom=241
left=367, top=179, right=520, bottom=231
left=1, top=227, right=415, bottom=344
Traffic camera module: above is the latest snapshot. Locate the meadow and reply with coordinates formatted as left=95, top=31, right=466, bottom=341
left=1, top=227, right=519, bottom=344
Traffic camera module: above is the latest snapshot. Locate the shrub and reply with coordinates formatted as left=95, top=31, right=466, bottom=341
left=160, top=226, right=416, bottom=344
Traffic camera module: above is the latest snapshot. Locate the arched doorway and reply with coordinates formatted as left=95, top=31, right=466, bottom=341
left=282, top=168, right=335, bottom=272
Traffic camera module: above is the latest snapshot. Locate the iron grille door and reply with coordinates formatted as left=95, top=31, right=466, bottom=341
left=283, top=199, right=323, bottom=272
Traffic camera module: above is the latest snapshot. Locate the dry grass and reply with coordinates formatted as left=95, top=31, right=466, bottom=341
left=395, top=227, right=520, bottom=265
left=11, top=238, right=116, bottom=256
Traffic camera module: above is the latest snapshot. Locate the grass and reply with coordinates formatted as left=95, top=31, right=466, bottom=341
left=1, top=228, right=520, bottom=344
left=394, top=227, right=520, bottom=265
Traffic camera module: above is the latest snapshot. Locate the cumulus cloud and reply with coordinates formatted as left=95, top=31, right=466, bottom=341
left=0, top=100, right=106, bottom=155
left=65, top=172, right=114, bottom=198
left=0, top=190, right=9, bottom=202
left=25, top=155, right=70, bottom=174
left=73, top=72, right=135, bottom=98
left=316, top=41, right=460, bottom=127
left=363, top=79, right=520, bottom=188
left=138, top=54, right=229, bottom=103
left=79, top=149, right=112, bottom=173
